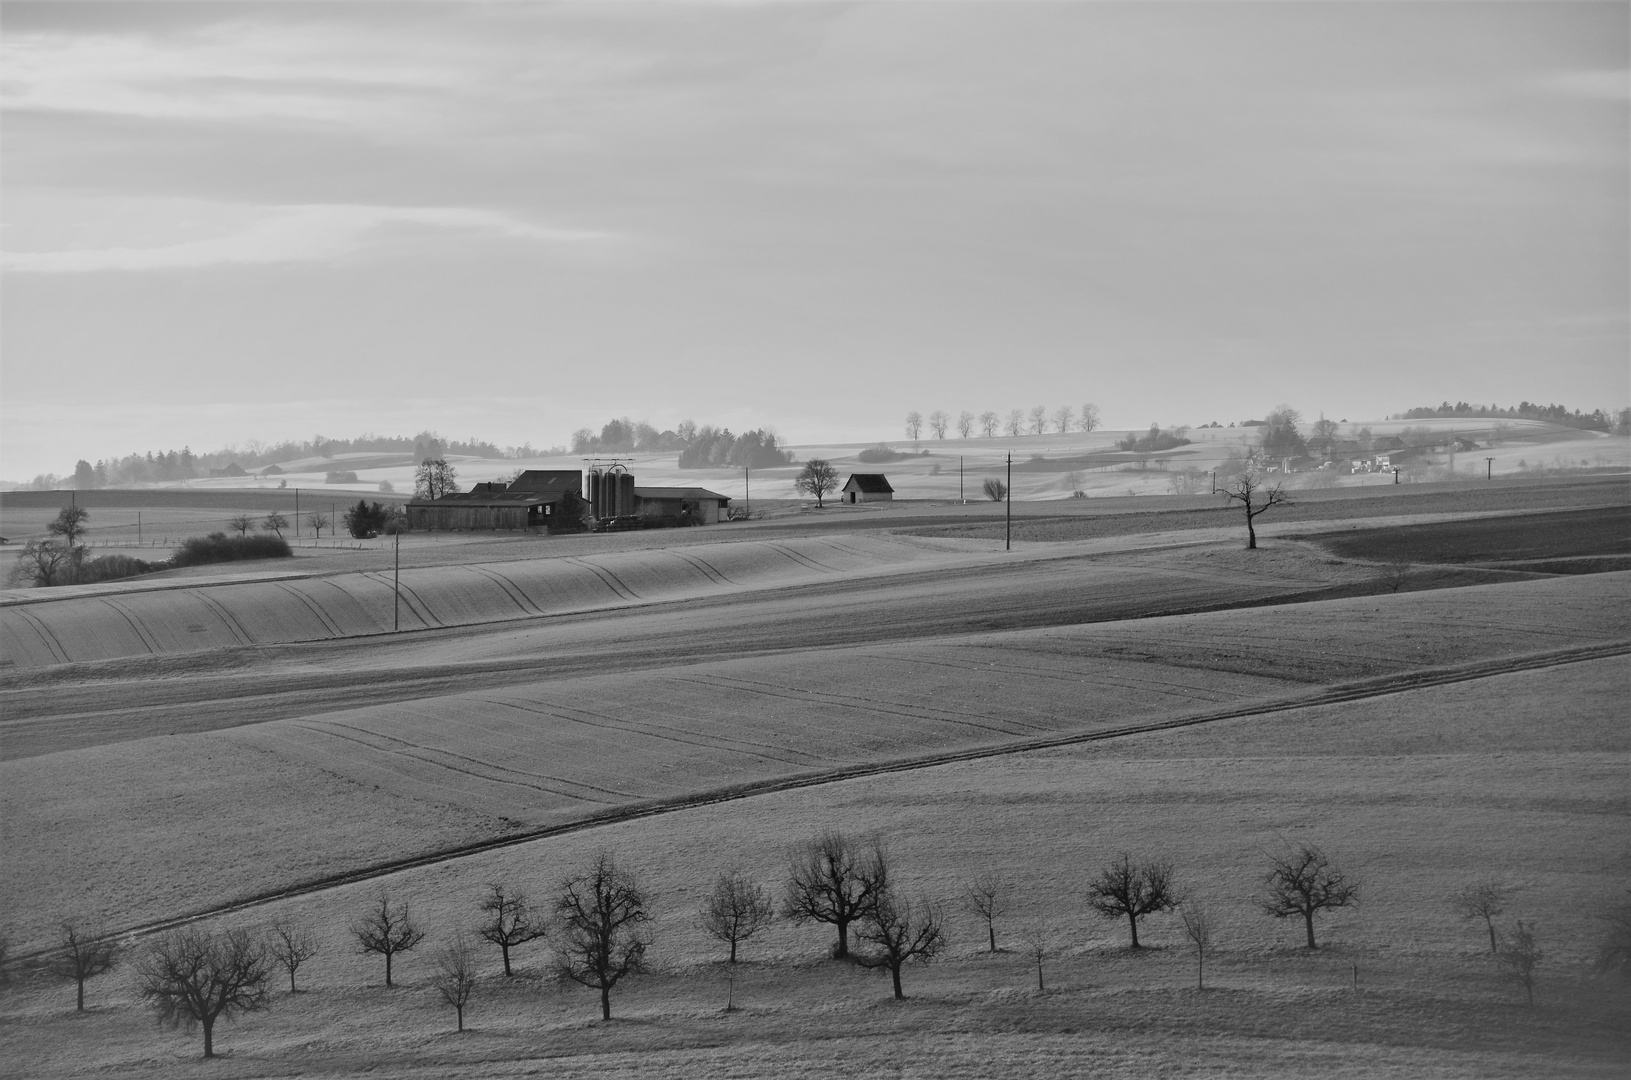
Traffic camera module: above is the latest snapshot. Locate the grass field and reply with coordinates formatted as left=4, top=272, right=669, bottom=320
left=0, top=474, right=1627, bottom=1077
left=1306, top=504, right=1631, bottom=565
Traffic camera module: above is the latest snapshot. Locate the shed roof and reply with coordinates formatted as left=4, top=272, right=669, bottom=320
left=507, top=470, right=583, bottom=495
left=842, top=473, right=894, bottom=493
left=633, top=486, right=731, bottom=502
left=405, top=490, right=552, bottom=509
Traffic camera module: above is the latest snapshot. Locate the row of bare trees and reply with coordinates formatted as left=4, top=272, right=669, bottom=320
left=23, top=841, right=1627, bottom=1057
left=906, top=405, right=1102, bottom=442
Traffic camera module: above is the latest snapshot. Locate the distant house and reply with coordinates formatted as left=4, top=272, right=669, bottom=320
left=841, top=474, right=894, bottom=504
left=209, top=463, right=247, bottom=478
left=632, top=486, right=732, bottom=524
left=1372, top=435, right=1406, bottom=452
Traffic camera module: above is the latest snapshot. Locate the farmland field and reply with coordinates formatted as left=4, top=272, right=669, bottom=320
left=0, top=473, right=1627, bottom=1077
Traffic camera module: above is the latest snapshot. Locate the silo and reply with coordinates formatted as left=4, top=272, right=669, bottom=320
left=585, top=468, right=603, bottom=518
left=617, top=472, right=635, bottom=517
left=598, top=470, right=617, bottom=518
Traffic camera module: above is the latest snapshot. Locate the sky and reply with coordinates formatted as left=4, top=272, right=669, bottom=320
left=1, top=1, right=1626, bottom=479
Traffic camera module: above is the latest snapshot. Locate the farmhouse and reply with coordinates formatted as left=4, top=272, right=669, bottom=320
left=407, top=468, right=732, bottom=531
left=841, top=474, right=894, bottom=504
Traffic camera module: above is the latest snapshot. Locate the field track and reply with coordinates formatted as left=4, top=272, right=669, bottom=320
left=10, top=636, right=1623, bottom=964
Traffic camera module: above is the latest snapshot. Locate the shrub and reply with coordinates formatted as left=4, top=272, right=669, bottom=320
left=171, top=532, right=293, bottom=567
left=325, top=470, right=360, bottom=484
left=76, top=554, right=161, bottom=584
left=858, top=443, right=913, bottom=464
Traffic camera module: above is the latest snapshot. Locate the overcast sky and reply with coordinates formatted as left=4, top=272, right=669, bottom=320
left=2, top=1, right=1626, bottom=477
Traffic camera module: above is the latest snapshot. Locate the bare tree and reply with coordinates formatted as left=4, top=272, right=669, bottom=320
left=430, top=932, right=478, bottom=1032
left=1053, top=405, right=1075, bottom=434
left=1028, top=405, right=1048, bottom=435
left=477, top=882, right=546, bottom=976
left=905, top=412, right=923, bottom=442
left=1005, top=409, right=1025, bottom=437
left=228, top=513, right=255, bottom=538
left=1592, top=891, right=1631, bottom=979
left=52, top=923, right=118, bottom=1011
left=982, top=477, right=1007, bottom=502
left=700, top=871, right=775, bottom=964
left=7, top=539, right=83, bottom=587
left=855, top=892, right=946, bottom=999
left=957, top=411, right=975, bottom=438
left=1378, top=555, right=1412, bottom=593
left=979, top=411, right=999, bottom=438
left=963, top=873, right=1009, bottom=953
left=351, top=892, right=425, bottom=987
left=1451, top=880, right=1507, bottom=955
left=1020, top=921, right=1049, bottom=991
left=268, top=917, right=318, bottom=993
left=928, top=410, right=949, bottom=439
left=1261, top=845, right=1358, bottom=949
left=1086, top=853, right=1178, bottom=949
left=1496, top=920, right=1542, bottom=1006
left=1180, top=902, right=1213, bottom=989
left=261, top=512, right=289, bottom=538
left=553, top=851, right=653, bottom=1020
left=308, top=512, right=332, bottom=541
left=1221, top=471, right=1292, bottom=550
left=783, top=832, right=889, bottom=959
left=48, top=504, right=90, bottom=547
left=794, top=459, right=840, bottom=508
left=136, top=926, right=271, bottom=1058
left=414, top=458, right=460, bottom=500
left=1080, top=403, right=1101, bottom=432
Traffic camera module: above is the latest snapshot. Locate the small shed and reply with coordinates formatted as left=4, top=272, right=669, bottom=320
left=842, top=474, right=894, bottom=504
left=633, top=486, right=732, bottom=524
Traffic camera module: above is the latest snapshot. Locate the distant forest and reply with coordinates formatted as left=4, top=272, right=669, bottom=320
left=573, top=418, right=794, bottom=470
left=29, top=432, right=553, bottom=491
left=1396, top=401, right=1628, bottom=433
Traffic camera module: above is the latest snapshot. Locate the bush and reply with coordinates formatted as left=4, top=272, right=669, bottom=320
left=172, top=532, right=293, bottom=567
left=76, top=553, right=161, bottom=584
left=325, top=470, right=359, bottom=484
left=858, top=443, right=913, bottom=464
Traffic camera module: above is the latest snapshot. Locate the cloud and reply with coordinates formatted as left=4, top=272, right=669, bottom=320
left=0, top=203, right=609, bottom=273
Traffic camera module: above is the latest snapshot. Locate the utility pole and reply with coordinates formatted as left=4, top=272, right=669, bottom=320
left=138, top=511, right=142, bottom=546
left=960, top=456, right=964, bottom=503
left=1005, top=453, right=1012, bottom=552
left=1485, top=457, right=1495, bottom=480
left=744, top=465, right=750, bottom=521
left=1393, top=467, right=1400, bottom=485
left=1211, top=470, right=1216, bottom=495
left=393, top=531, right=400, bottom=632
left=294, top=488, right=300, bottom=540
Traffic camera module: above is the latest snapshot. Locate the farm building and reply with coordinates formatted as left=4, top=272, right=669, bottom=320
left=841, top=474, right=894, bottom=503
left=407, top=469, right=731, bottom=531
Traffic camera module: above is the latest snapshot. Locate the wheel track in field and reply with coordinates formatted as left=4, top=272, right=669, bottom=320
left=9, top=636, right=1624, bottom=966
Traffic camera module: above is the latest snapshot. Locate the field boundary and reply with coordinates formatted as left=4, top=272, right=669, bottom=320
left=9, top=636, right=1626, bottom=966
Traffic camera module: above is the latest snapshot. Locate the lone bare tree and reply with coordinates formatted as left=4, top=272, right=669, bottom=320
left=476, top=882, right=547, bottom=976
left=963, top=872, right=1009, bottom=952
left=979, top=411, right=1000, bottom=438
left=1261, top=845, right=1358, bottom=949
left=957, top=411, right=975, bottom=438
left=1053, top=405, right=1075, bottom=434
left=700, top=871, right=775, bottom=963
left=1080, top=403, right=1101, bottom=432
left=855, top=892, right=946, bottom=1000
left=261, top=511, right=289, bottom=538
left=1451, top=880, right=1508, bottom=955
left=136, top=926, right=271, bottom=1059
left=928, top=410, right=949, bottom=439
left=1180, top=902, right=1214, bottom=989
left=1496, top=920, right=1542, bottom=1006
left=905, top=412, right=923, bottom=442
left=8, top=539, right=83, bottom=587
left=267, top=917, right=318, bottom=993
left=1005, top=409, right=1025, bottom=437
left=783, top=832, right=890, bottom=959
left=53, top=923, right=119, bottom=1011
left=414, top=458, right=459, bottom=500
left=1378, top=554, right=1412, bottom=593
left=1221, top=471, right=1292, bottom=549
left=1021, top=921, right=1050, bottom=991
left=351, top=892, right=425, bottom=987
left=982, top=477, right=1007, bottom=502
left=430, top=932, right=478, bottom=1031
left=1087, top=853, right=1178, bottom=949
left=48, top=504, right=90, bottom=547
left=228, top=513, right=255, bottom=538
left=1028, top=405, right=1048, bottom=435
left=554, top=852, right=653, bottom=1021
left=308, top=512, right=332, bottom=541
left=794, top=459, right=840, bottom=508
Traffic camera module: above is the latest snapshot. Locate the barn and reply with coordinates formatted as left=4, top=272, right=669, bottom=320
left=841, top=473, right=894, bottom=503
left=633, top=486, right=733, bottom=524
left=406, top=469, right=581, bottom=532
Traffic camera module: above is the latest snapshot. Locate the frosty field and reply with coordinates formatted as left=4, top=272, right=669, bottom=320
left=0, top=475, right=1627, bottom=1077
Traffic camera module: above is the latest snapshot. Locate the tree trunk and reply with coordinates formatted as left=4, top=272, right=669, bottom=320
left=600, top=984, right=612, bottom=1021
left=835, top=922, right=849, bottom=959
left=501, top=943, right=512, bottom=976
left=1486, top=919, right=1498, bottom=955
left=729, top=938, right=738, bottom=964
left=76, top=977, right=84, bottom=1012
left=1128, top=912, right=1141, bottom=949
left=1245, top=511, right=1258, bottom=549
left=891, top=964, right=903, bottom=1000
left=1197, top=950, right=1204, bottom=990
left=987, top=923, right=996, bottom=953
left=289, top=966, right=297, bottom=993
left=202, top=1016, right=215, bottom=1058
left=1304, top=909, right=1317, bottom=949
left=385, top=952, right=394, bottom=987
left=456, top=1005, right=464, bottom=1032
left=1036, top=958, right=1044, bottom=991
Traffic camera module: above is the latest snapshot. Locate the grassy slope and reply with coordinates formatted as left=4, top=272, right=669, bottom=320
left=2, top=656, right=1624, bottom=1078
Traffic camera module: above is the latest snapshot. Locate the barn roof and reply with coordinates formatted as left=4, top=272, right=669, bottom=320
left=405, top=490, right=553, bottom=508
left=633, top=486, right=731, bottom=502
left=842, top=473, right=894, bottom=493
left=507, top=470, right=583, bottom=495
